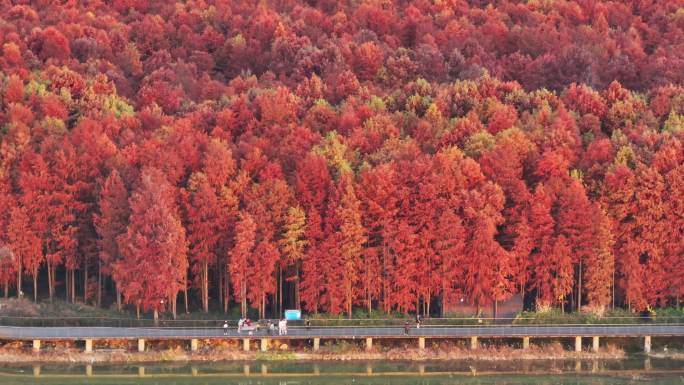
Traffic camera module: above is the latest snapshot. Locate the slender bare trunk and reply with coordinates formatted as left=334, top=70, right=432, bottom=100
left=116, top=284, right=122, bottom=311
left=493, top=299, right=498, bottom=319
left=278, top=265, right=283, bottom=316
left=83, top=260, right=89, bottom=303
left=47, top=261, right=53, bottom=301
left=223, top=271, right=230, bottom=314
left=218, top=262, right=224, bottom=310
left=202, top=260, right=208, bottom=312
left=382, top=225, right=389, bottom=314
left=33, top=271, right=37, bottom=302
left=4, top=280, right=8, bottom=298
left=16, top=267, right=21, bottom=299
left=367, top=288, right=371, bottom=314
left=97, top=261, right=102, bottom=308
left=241, top=280, right=246, bottom=317
left=71, top=269, right=75, bottom=303
left=172, top=292, right=178, bottom=319
left=427, top=290, right=431, bottom=317
left=183, top=278, right=189, bottom=314
left=611, top=269, right=615, bottom=309
left=261, top=293, right=265, bottom=319
left=295, top=261, right=301, bottom=310
left=577, top=259, right=582, bottom=312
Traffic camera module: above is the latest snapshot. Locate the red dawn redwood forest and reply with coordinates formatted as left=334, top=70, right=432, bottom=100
left=0, top=0, right=684, bottom=319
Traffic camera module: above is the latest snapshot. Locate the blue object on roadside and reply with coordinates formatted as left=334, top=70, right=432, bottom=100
left=284, top=310, right=301, bottom=321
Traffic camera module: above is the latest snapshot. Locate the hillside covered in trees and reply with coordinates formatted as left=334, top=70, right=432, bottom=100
left=1, top=0, right=684, bottom=319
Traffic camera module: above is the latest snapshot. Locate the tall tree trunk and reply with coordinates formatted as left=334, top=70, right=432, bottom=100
left=202, top=260, right=208, bottom=312
left=65, top=268, right=70, bottom=302
left=83, top=259, right=89, bottom=303
left=97, top=261, right=102, bottom=308
left=116, top=283, right=122, bottom=311
left=71, top=269, right=75, bottom=303
left=295, top=261, right=301, bottom=310
left=261, top=293, right=265, bottom=320
left=172, top=292, right=178, bottom=319
left=493, top=300, right=498, bottom=320
left=241, top=280, right=246, bottom=318
left=441, top=294, right=446, bottom=318
left=367, top=289, right=371, bottom=315
left=427, top=291, right=431, bottom=317
left=16, top=267, right=21, bottom=299
left=47, top=261, right=53, bottom=301
left=4, top=279, right=8, bottom=298
left=32, top=271, right=37, bottom=302
left=153, top=309, right=158, bottom=325
left=382, top=226, right=389, bottom=314
left=611, top=269, right=615, bottom=310
left=218, top=262, right=224, bottom=310
left=224, top=269, right=230, bottom=314
left=577, top=259, right=582, bottom=312
left=136, top=303, right=140, bottom=319
left=278, top=265, right=283, bottom=316
left=183, top=278, right=189, bottom=314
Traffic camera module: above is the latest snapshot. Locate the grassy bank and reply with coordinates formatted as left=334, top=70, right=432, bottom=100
left=0, top=341, right=628, bottom=364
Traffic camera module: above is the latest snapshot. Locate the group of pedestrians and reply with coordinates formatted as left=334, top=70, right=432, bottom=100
left=263, top=318, right=289, bottom=335
left=223, top=315, right=421, bottom=336
left=403, top=314, right=422, bottom=335
left=222, top=318, right=288, bottom=335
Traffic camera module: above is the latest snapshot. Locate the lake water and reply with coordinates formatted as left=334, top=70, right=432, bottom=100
left=0, top=359, right=682, bottom=384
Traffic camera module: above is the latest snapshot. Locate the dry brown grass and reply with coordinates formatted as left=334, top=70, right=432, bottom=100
left=0, top=339, right=627, bottom=364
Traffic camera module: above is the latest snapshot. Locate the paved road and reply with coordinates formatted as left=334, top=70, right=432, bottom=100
left=1, top=325, right=683, bottom=340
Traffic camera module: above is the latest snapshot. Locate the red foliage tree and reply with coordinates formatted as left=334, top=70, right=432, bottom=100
left=229, top=211, right=256, bottom=317
left=8, top=207, right=42, bottom=301
left=94, top=170, right=129, bottom=309
left=116, top=168, right=188, bottom=319
left=353, top=42, right=384, bottom=81
left=182, top=173, right=225, bottom=313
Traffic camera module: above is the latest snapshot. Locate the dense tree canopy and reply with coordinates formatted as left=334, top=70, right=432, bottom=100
left=1, top=0, right=684, bottom=317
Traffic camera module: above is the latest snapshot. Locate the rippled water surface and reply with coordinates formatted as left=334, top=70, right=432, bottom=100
left=0, top=359, right=683, bottom=384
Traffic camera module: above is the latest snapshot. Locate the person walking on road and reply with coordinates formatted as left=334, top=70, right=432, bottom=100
left=404, top=321, right=410, bottom=336
left=223, top=321, right=229, bottom=336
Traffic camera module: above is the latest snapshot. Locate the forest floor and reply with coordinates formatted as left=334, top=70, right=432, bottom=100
left=0, top=298, right=123, bottom=318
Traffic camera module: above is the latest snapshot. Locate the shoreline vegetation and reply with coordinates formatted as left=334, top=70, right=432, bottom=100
left=0, top=342, right=631, bottom=364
